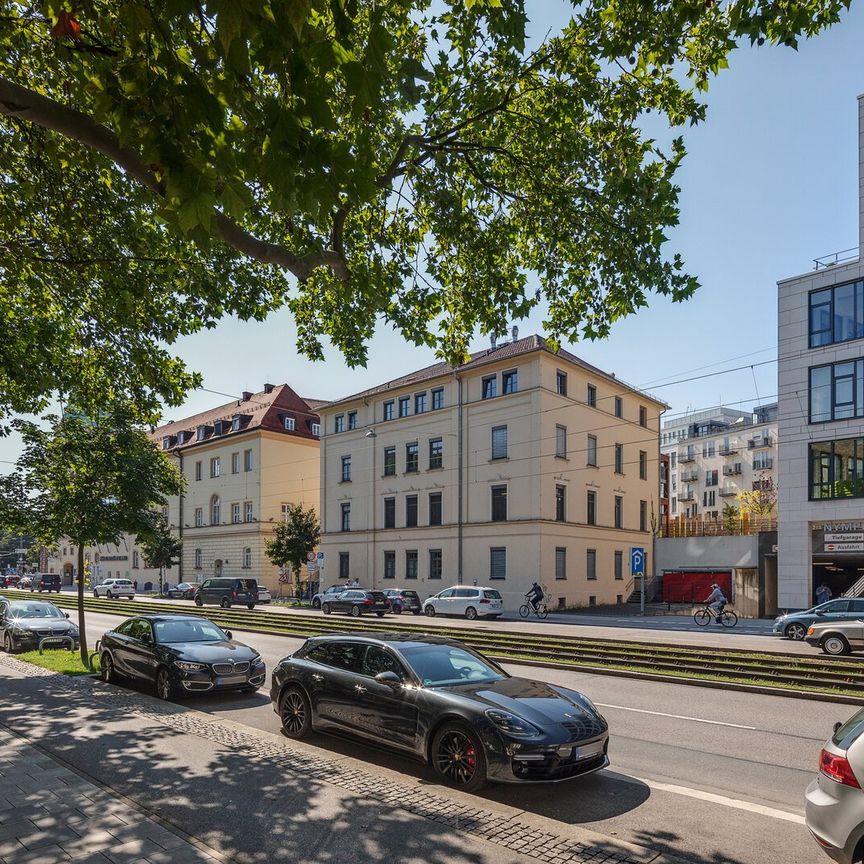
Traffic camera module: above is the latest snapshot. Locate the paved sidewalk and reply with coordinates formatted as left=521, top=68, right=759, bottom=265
left=0, top=726, right=221, bottom=864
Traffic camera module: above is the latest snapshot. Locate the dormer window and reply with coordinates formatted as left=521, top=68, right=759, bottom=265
left=162, top=436, right=173, bottom=450
left=214, top=420, right=225, bottom=435
left=311, top=422, right=321, bottom=436
left=283, top=416, right=295, bottom=431
left=196, top=426, right=206, bottom=441
left=232, top=415, right=242, bottom=431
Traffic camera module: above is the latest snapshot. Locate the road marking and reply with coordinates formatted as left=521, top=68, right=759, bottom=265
left=595, top=703, right=757, bottom=730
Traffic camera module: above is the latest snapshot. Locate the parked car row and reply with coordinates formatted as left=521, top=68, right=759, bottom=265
left=773, top=598, right=864, bottom=656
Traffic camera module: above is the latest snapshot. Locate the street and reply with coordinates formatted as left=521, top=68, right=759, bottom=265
left=56, top=609, right=844, bottom=864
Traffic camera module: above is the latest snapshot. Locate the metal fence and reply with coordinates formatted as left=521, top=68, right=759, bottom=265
left=661, top=515, right=777, bottom=538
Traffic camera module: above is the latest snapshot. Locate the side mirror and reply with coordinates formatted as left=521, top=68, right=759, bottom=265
left=64, top=613, right=70, bottom=619
left=225, top=630, right=233, bottom=640
left=375, top=671, right=402, bottom=689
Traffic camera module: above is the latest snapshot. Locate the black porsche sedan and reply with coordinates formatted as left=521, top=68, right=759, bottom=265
left=270, top=633, right=608, bottom=791
left=100, top=614, right=266, bottom=701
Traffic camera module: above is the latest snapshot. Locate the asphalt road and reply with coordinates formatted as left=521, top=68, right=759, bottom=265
left=79, top=609, right=848, bottom=864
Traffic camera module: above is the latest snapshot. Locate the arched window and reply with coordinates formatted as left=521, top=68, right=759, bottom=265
left=243, top=547, right=252, bottom=569
left=194, top=549, right=202, bottom=569
left=210, top=495, right=221, bottom=525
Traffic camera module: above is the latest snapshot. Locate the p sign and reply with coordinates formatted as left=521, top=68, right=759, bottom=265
left=630, top=547, right=645, bottom=576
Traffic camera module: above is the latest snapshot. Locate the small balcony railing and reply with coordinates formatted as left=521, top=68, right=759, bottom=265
left=723, top=464, right=742, bottom=476
left=677, top=490, right=695, bottom=502
left=753, top=458, right=774, bottom=471
left=718, top=445, right=738, bottom=456
left=719, top=485, right=738, bottom=497
left=748, top=436, right=774, bottom=450
left=680, top=469, right=699, bottom=483
left=814, top=246, right=859, bottom=270
left=679, top=451, right=696, bottom=463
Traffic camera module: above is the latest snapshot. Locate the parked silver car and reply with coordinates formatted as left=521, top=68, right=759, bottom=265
left=806, top=620, right=864, bottom=656
left=806, top=708, right=864, bottom=863
left=773, top=598, right=864, bottom=641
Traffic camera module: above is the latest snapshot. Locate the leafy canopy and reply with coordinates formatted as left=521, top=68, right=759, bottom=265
left=140, top=516, right=183, bottom=582
left=0, top=0, right=850, bottom=421
left=265, top=504, right=321, bottom=583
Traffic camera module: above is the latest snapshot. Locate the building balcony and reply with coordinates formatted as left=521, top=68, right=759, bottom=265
left=718, top=445, right=738, bottom=456
left=719, top=485, right=738, bottom=497
left=748, top=436, right=774, bottom=450
left=677, top=491, right=695, bottom=502
left=753, top=458, right=774, bottom=471
left=680, top=469, right=699, bottom=483
left=723, top=464, right=742, bottom=476
left=678, top=451, right=696, bottom=463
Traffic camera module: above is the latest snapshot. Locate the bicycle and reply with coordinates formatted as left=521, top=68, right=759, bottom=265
left=519, top=593, right=550, bottom=619
left=693, top=604, right=738, bottom=628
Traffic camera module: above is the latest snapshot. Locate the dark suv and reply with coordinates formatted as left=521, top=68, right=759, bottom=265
left=382, top=589, right=422, bottom=615
left=321, top=590, right=390, bottom=617
left=30, top=574, right=62, bottom=594
left=194, top=577, right=259, bottom=610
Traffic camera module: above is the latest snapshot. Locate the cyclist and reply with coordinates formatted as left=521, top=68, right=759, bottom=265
left=526, top=581, right=545, bottom=613
left=705, top=583, right=727, bottom=624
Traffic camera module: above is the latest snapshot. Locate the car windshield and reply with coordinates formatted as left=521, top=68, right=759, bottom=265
left=400, top=644, right=506, bottom=688
left=154, top=619, right=228, bottom=643
left=8, top=604, right=63, bottom=620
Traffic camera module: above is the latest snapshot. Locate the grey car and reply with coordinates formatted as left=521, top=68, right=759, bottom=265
left=772, top=598, right=864, bottom=641
left=805, top=620, right=864, bottom=656
left=806, top=708, right=864, bottom=863
left=0, top=599, right=80, bottom=653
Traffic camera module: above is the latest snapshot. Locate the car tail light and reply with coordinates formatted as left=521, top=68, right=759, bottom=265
left=231, top=591, right=237, bottom=599
left=363, top=597, right=373, bottom=604
left=480, top=598, right=491, bottom=604
left=819, top=749, right=860, bottom=788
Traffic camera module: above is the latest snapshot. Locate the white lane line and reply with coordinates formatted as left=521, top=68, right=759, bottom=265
left=595, top=702, right=757, bottom=730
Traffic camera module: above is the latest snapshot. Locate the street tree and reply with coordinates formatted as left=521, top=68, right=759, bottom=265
left=265, top=505, right=321, bottom=595
left=0, top=407, right=184, bottom=666
left=139, top=518, right=183, bottom=596
left=736, top=474, right=777, bottom=517
left=0, top=0, right=851, bottom=424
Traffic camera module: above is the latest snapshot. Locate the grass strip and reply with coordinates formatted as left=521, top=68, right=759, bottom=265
left=14, top=649, right=100, bottom=676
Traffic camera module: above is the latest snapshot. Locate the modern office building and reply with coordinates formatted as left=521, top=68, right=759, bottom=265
left=777, top=96, right=864, bottom=608
left=318, top=333, right=664, bottom=610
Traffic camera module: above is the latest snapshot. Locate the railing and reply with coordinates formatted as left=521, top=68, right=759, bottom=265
left=723, top=464, right=742, bottom=476
left=680, top=470, right=699, bottom=483
left=718, top=445, right=738, bottom=456
left=843, top=573, right=864, bottom=598
left=748, top=437, right=774, bottom=450
left=719, top=485, right=738, bottom=497
left=661, top=515, right=777, bottom=537
left=814, top=247, right=859, bottom=270
left=752, top=458, right=774, bottom=471
left=678, top=451, right=696, bottom=463
left=677, top=491, right=695, bottom=502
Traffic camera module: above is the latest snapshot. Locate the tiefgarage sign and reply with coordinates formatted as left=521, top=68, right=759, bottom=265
left=825, top=533, right=864, bottom=543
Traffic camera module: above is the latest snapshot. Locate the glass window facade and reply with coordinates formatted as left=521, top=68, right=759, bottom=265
left=429, top=438, right=443, bottom=469
left=810, top=360, right=864, bottom=423
left=809, top=281, right=864, bottom=348
left=810, top=437, right=864, bottom=499
left=405, top=442, right=419, bottom=472
left=431, top=388, right=444, bottom=410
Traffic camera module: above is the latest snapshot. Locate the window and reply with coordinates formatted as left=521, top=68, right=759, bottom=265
left=406, top=495, right=418, bottom=528
left=614, top=495, right=623, bottom=529
left=639, top=500, right=647, bottom=532
left=614, top=396, right=622, bottom=418
left=132, top=551, right=139, bottom=569
left=639, top=451, right=647, bottom=480
left=491, top=425, right=508, bottom=459
left=384, top=551, right=396, bottom=579
left=705, top=470, right=718, bottom=486
left=556, top=484, right=566, bottom=522
left=243, top=547, right=252, bottom=569
left=432, top=388, right=444, bottom=410
left=809, top=281, right=864, bottom=348
left=244, top=501, right=253, bottom=523
left=232, top=415, right=242, bottom=431
left=195, top=461, right=202, bottom=481
left=383, top=401, right=394, bottom=421
left=196, top=426, right=206, bottom=441
left=383, top=447, right=396, bottom=476
left=232, top=452, right=240, bottom=474
left=482, top=375, right=497, bottom=399
left=415, top=392, right=427, bottom=414
left=703, top=490, right=716, bottom=507
left=586, top=490, right=596, bottom=525
left=614, top=443, right=623, bottom=474
left=429, top=438, right=443, bottom=469
left=341, top=502, right=351, bottom=532
left=810, top=437, right=864, bottom=499
left=490, top=547, right=506, bottom=580
left=283, top=416, right=295, bottom=431
left=335, top=414, right=345, bottom=433
left=702, top=442, right=716, bottom=458
left=210, top=457, right=220, bottom=478
left=491, top=485, right=508, bottom=521
left=587, top=435, right=597, bottom=467
left=384, top=497, right=396, bottom=529
left=670, top=452, right=677, bottom=468
left=502, top=369, right=518, bottom=394
left=210, top=496, right=221, bottom=525
left=341, top=455, right=352, bottom=482
left=339, top=552, right=349, bottom=580
left=555, top=425, right=567, bottom=458
left=347, top=411, right=357, bottom=430
left=555, top=547, right=567, bottom=581
left=429, top=492, right=442, bottom=526
left=429, top=549, right=443, bottom=579
left=587, top=383, right=597, bottom=407
left=195, top=507, right=203, bottom=527
left=194, top=548, right=203, bottom=569
left=810, top=360, right=864, bottom=422
left=586, top=549, right=596, bottom=580
left=614, top=550, right=623, bottom=580
left=311, top=423, right=320, bottom=436
left=231, top=503, right=241, bottom=524
left=244, top=449, right=253, bottom=471
left=556, top=370, right=568, bottom=396
left=281, top=503, right=291, bottom=521
left=405, top=551, right=418, bottom=579
left=406, top=442, right=419, bottom=473
left=398, top=396, right=410, bottom=417
left=639, top=406, right=648, bottom=428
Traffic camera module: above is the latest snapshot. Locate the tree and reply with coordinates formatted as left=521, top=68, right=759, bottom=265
left=722, top=502, right=740, bottom=535
left=0, top=406, right=184, bottom=666
left=0, top=1, right=851, bottom=423
left=265, top=505, right=320, bottom=595
left=140, top=518, right=183, bottom=596
left=737, top=474, right=777, bottom=517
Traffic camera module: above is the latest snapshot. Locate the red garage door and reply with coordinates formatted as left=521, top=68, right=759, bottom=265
left=662, top=571, right=732, bottom=604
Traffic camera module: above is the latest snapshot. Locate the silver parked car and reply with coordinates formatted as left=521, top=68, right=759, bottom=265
left=806, top=620, right=864, bottom=656
left=806, top=708, right=864, bottom=863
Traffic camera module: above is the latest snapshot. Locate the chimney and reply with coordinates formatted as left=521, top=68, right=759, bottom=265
left=490, top=333, right=497, bottom=350
left=859, top=93, right=864, bottom=256
left=511, top=325, right=519, bottom=341
left=263, top=383, right=275, bottom=394
left=242, top=391, right=252, bottom=401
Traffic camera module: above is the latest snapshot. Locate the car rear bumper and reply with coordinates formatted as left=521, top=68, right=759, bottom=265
left=805, top=777, right=860, bottom=864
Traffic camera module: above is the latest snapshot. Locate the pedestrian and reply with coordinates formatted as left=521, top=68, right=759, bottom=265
left=133, top=579, right=138, bottom=592
left=815, top=582, right=833, bottom=606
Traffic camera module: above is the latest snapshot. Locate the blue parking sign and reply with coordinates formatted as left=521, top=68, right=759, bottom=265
left=630, top=547, right=645, bottom=575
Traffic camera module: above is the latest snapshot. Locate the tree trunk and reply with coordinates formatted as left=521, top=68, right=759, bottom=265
left=76, top=542, right=89, bottom=668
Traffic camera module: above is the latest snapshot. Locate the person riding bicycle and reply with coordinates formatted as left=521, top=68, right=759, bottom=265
left=705, top=583, right=727, bottom=624
left=526, top=581, right=545, bottom=612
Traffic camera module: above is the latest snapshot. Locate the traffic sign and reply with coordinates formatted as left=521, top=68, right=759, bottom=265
left=278, top=574, right=290, bottom=584
left=317, top=551, right=325, bottom=561
left=306, top=551, right=316, bottom=562
left=630, top=547, right=645, bottom=575
left=307, top=561, right=318, bottom=573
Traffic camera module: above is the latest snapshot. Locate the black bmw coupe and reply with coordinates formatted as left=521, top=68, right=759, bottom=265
left=270, top=633, right=608, bottom=791
left=100, top=614, right=265, bottom=700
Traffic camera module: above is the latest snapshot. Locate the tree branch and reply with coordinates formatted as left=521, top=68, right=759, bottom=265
left=0, top=77, right=349, bottom=282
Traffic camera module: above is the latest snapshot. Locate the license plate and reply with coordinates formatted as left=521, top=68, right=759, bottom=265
left=216, top=674, right=246, bottom=686
left=492, top=601, right=502, bottom=607
left=572, top=740, right=605, bottom=760
left=40, top=638, right=65, bottom=647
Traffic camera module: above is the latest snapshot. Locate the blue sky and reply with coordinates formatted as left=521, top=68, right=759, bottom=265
left=2, top=4, right=863, bottom=463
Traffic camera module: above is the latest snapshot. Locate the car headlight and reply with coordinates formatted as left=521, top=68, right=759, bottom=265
left=485, top=709, right=542, bottom=737
left=175, top=661, right=207, bottom=672
left=250, top=652, right=263, bottom=664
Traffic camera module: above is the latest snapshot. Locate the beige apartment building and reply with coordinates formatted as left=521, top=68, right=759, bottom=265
left=319, top=334, right=664, bottom=611
left=49, top=384, right=322, bottom=591
left=46, top=539, right=163, bottom=588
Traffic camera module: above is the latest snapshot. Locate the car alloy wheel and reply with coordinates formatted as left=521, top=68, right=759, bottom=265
left=823, top=635, right=851, bottom=656
left=194, top=596, right=203, bottom=607
left=312, top=598, right=321, bottom=609
left=280, top=687, right=312, bottom=738
left=350, top=605, right=361, bottom=618
left=3, top=633, right=13, bottom=654
left=432, top=723, right=487, bottom=792
left=425, top=606, right=436, bottom=617
left=92, top=590, right=98, bottom=598
left=106, top=591, right=113, bottom=599
left=156, top=668, right=175, bottom=701
left=785, top=622, right=807, bottom=640
left=322, top=603, right=331, bottom=615
left=221, top=598, right=231, bottom=609
left=465, top=606, right=478, bottom=621
left=101, top=652, right=115, bottom=683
